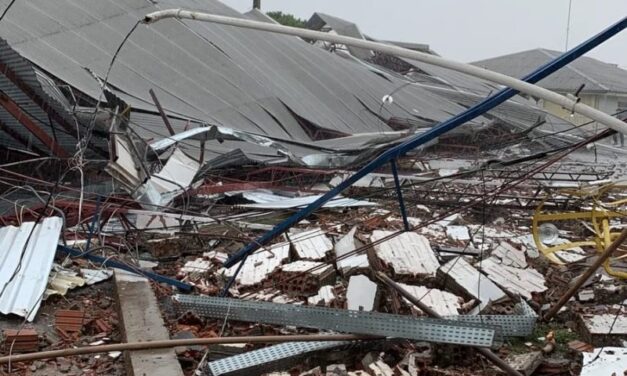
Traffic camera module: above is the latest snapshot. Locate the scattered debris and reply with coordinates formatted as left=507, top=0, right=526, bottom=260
left=0, top=3, right=624, bottom=375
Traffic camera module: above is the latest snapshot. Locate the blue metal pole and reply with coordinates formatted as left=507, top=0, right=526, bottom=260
left=221, top=254, right=248, bottom=296
left=57, top=245, right=193, bottom=291
left=223, top=17, right=627, bottom=269
left=390, top=159, right=410, bottom=231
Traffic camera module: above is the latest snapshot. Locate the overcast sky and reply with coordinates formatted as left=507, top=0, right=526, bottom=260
left=222, top=0, right=627, bottom=67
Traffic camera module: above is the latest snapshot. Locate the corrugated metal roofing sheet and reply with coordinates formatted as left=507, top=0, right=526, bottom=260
left=0, top=38, right=105, bottom=156
left=300, top=11, right=596, bottom=147
left=233, top=190, right=377, bottom=209
left=474, top=48, right=627, bottom=94
left=0, top=217, right=63, bottom=321
left=307, top=12, right=373, bottom=60
left=0, top=0, right=485, bottom=146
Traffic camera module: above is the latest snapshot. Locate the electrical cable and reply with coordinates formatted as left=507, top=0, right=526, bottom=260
left=0, top=0, right=16, bottom=22
left=273, top=128, right=612, bottom=284
left=0, top=133, right=604, bottom=261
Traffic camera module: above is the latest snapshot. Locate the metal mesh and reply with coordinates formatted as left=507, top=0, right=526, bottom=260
left=445, top=301, right=537, bottom=337
left=207, top=341, right=348, bottom=376
left=174, top=295, right=500, bottom=347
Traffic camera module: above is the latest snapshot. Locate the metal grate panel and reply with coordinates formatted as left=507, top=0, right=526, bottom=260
left=174, top=295, right=500, bottom=347
left=207, top=340, right=348, bottom=376
left=445, top=301, right=537, bottom=337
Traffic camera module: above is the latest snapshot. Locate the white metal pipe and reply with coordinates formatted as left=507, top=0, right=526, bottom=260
left=142, top=9, right=627, bottom=135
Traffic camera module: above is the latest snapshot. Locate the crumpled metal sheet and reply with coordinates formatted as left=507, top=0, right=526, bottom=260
left=206, top=340, right=350, bottom=376
left=45, top=265, right=113, bottom=299
left=229, top=189, right=377, bottom=209
left=0, top=0, right=493, bottom=156
left=148, top=125, right=389, bottom=168
left=134, top=148, right=200, bottom=208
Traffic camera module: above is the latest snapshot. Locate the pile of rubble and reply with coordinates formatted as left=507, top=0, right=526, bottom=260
left=1, top=150, right=625, bottom=376
left=0, top=1, right=626, bottom=375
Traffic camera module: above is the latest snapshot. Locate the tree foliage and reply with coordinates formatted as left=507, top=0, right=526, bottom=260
left=266, top=11, right=306, bottom=28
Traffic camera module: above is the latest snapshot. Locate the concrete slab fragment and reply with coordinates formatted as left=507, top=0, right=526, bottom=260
left=397, top=283, right=461, bottom=316
left=480, top=257, right=547, bottom=300
left=114, top=270, right=184, bottom=376
left=289, top=228, right=333, bottom=260
left=346, top=275, right=377, bottom=311
left=491, top=242, right=527, bottom=268
left=446, top=225, right=470, bottom=241
left=582, top=347, right=627, bottom=376
left=439, top=257, right=506, bottom=308
left=371, top=231, right=439, bottom=278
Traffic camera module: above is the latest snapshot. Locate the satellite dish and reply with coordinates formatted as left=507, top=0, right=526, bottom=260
left=539, top=223, right=559, bottom=245
left=382, top=95, right=394, bottom=105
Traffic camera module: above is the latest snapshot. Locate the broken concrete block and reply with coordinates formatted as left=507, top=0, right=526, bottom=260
left=397, top=283, right=461, bottom=316
left=180, top=258, right=212, bottom=274
left=301, top=367, right=324, bottom=376
left=307, top=285, right=336, bottom=306
left=289, top=228, right=333, bottom=260
left=446, top=225, right=470, bottom=241
left=272, top=260, right=335, bottom=295
left=346, top=275, right=377, bottom=311
left=439, top=257, right=506, bottom=309
left=578, top=289, right=594, bottom=302
left=222, top=242, right=290, bottom=287
left=579, top=313, right=627, bottom=346
left=479, top=257, right=547, bottom=300
left=501, top=351, right=543, bottom=376
left=335, top=226, right=369, bottom=275
left=371, top=231, right=439, bottom=278
left=491, top=242, right=527, bottom=268
left=326, top=364, right=348, bottom=375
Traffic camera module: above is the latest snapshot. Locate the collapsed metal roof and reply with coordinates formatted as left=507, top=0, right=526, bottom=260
left=0, top=38, right=107, bottom=157
left=0, top=0, right=480, bottom=142
left=0, top=0, right=589, bottom=166
left=474, top=48, right=627, bottom=94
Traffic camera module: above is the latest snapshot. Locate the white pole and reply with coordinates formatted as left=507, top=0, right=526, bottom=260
left=142, top=9, right=627, bottom=135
